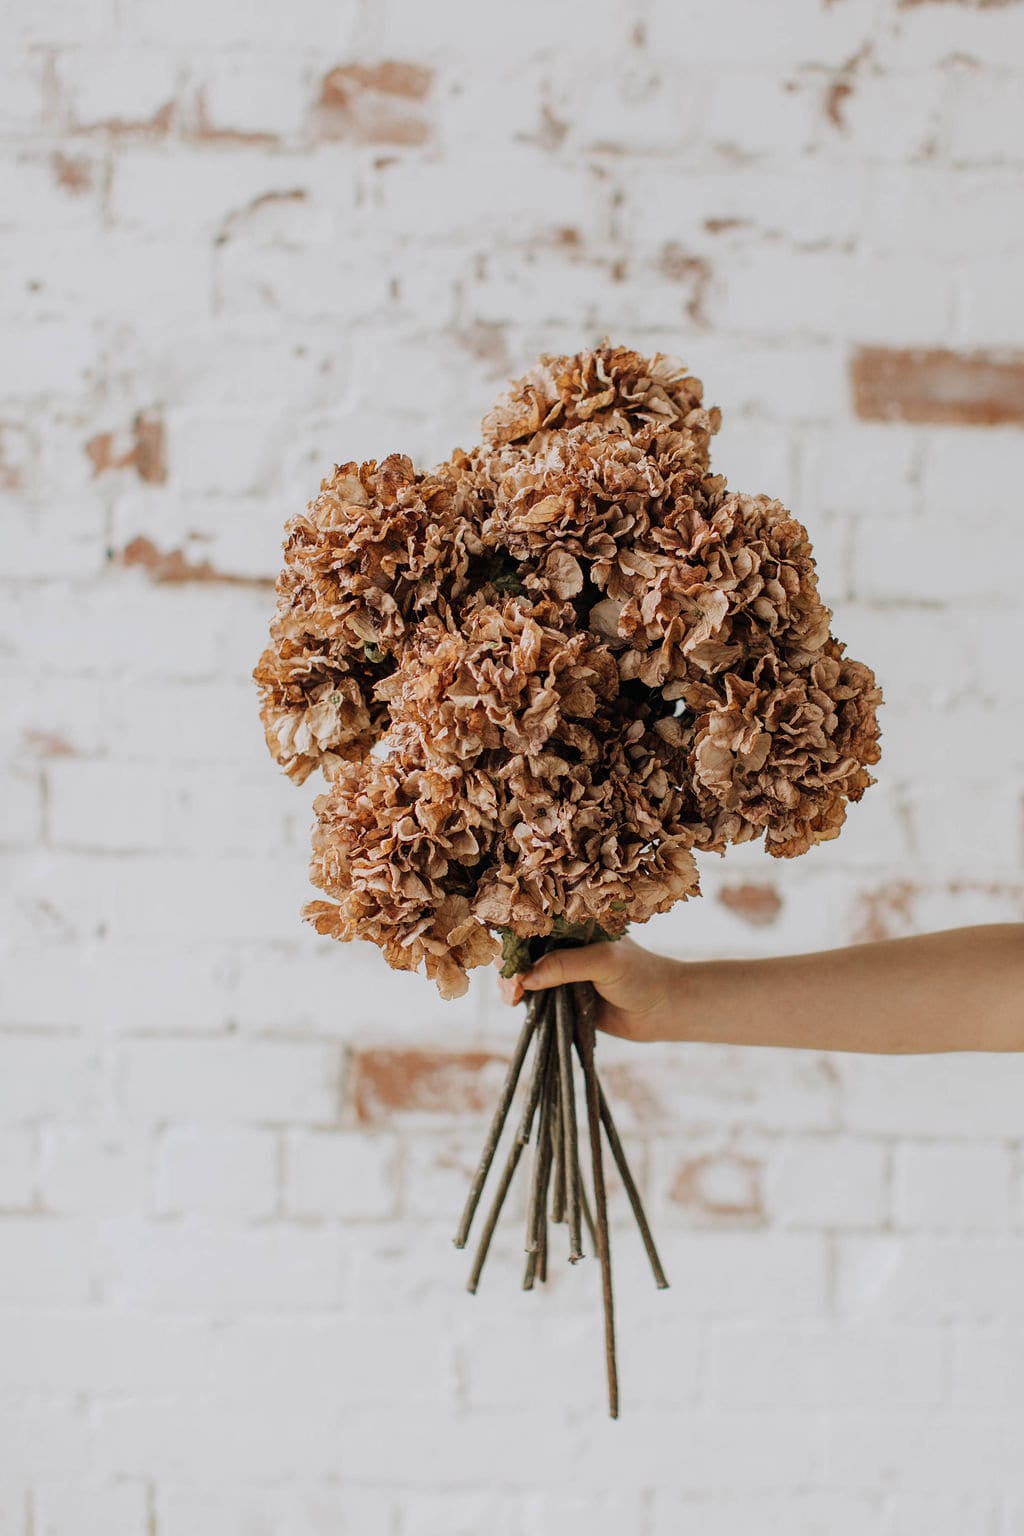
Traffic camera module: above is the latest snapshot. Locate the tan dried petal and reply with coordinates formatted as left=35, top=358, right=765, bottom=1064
left=257, top=344, right=883, bottom=993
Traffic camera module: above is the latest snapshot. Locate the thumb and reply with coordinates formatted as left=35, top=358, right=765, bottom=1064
left=521, top=941, right=623, bottom=993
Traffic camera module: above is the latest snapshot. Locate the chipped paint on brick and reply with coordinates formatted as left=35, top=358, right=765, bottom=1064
left=77, top=102, right=175, bottom=139
left=669, top=1151, right=765, bottom=1224
left=23, top=730, right=77, bottom=758
left=214, top=188, right=308, bottom=249
left=0, top=423, right=30, bottom=490
left=328, top=62, right=433, bottom=101
left=52, top=152, right=93, bottom=194
left=658, top=245, right=712, bottom=324
left=318, top=62, right=434, bottom=146
left=718, top=883, right=783, bottom=928
left=851, top=880, right=917, bottom=943
left=194, top=92, right=280, bottom=147
left=116, top=536, right=273, bottom=588
left=824, top=43, right=873, bottom=131
left=348, top=1047, right=508, bottom=1124
left=86, top=413, right=167, bottom=484
left=851, top=347, right=1024, bottom=426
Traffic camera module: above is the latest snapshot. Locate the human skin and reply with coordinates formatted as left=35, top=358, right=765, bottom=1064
left=497, top=926, right=1024, bottom=1052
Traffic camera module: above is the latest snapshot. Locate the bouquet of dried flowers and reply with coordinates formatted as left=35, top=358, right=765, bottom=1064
left=254, top=344, right=882, bottom=1414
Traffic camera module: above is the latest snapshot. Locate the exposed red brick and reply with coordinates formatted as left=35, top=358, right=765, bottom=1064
left=215, top=189, right=308, bottom=247
left=319, top=61, right=434, bottom=146
left=669, top=1152, right=764, bottom=1223
left=194, top=92, right=279, bottom=146
left=52, top=152, right=92, bottom=194
left=824, top=42, right=873, bottom=131
left=371, top=117, right=430, bottom=147
left=826, top=78, right=854, bottom=128
left=717, top=882, right=783, bottom=928
left=23, top=730, right=76, bottom=758
left=321, top=68, right=367, bottom=109
left=86, top=432, right=114, bottom=475
left=851, top=346, right=1024, bottom=426
left=325, top=62, right=434, bottom=102
left=85, top=432, right=116, bottom=475
left=348, top=1047, right=508, bottom=1124
left=658, top=245, right=712, bottom=325
left=132, top=416, right=166, bottom=484
left=250, top=189, right=308, bottom=215
left=853, top=879, right=1024, bottom=942
left=703, top=217, right=749, bottom=235
left=85, top=412, right=167, bottom=484
left=117, top=536, right=273, bottom=588
left=555, top=226, right=582, bottom=247
left=0, top=424, right=26, bottom=489
left=79, top=102, right=175, bottom=138
left=851, top=880, right=917, bottom=944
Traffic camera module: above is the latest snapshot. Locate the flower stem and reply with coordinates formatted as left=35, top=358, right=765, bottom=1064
left=466, top=997, right=552, bottom=1293
left=523, top=1031, right=557, bottom=1286
left=597, top=1080, right=669, bottom=1290
left=555, top=984, right=583, bottom=1263
left=574, top=980, right=619, bottom=1418
left=454, top=991, right=541, bottom=1249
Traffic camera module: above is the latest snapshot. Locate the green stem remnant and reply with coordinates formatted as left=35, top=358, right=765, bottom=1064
left=454, top=975, right=668, bottom=1417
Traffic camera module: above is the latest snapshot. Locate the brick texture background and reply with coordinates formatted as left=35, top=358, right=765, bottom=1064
left=3, top=0, right=1024, bottom=1530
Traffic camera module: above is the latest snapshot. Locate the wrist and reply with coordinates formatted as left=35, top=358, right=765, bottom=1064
left=656, top=957, right=744, bottom=1044
left=648, top=955, right=702, bottom=1043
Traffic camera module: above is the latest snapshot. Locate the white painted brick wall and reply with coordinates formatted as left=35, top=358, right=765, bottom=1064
left=3, top=0, right=1024, bottom=1529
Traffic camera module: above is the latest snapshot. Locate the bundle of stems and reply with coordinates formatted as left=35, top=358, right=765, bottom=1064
left=453, top=978, right=669, bottom=1417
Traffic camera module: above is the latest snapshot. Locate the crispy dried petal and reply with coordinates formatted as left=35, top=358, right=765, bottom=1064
left=253, top=637, right=388, bottom=784
left=481, top=344, right=721, bottom=467
left=377, top=596, right=620, bottom=769
left=691, top=648, right=883, bottom=858
left=304, top=753, right=501, bottom=995
left=256, top=344, right=883, bottom=993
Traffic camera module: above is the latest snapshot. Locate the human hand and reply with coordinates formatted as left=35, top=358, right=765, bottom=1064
left=496, top=936, right=682, bottom=1043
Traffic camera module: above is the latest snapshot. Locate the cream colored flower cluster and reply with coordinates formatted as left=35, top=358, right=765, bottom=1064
left=255, top=345, right=882, bottom=996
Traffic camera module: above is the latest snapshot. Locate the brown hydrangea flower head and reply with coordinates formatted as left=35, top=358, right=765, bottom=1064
left=256, top=344, right=882, bottom=996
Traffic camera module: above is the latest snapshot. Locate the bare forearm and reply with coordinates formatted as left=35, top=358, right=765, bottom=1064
left=674, top=924, right=1024, bottom=1053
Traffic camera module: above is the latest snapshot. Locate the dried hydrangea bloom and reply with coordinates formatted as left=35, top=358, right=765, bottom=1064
left=606, top=487, right=831, bottom=693
left=256, top=451, right=490, bottom=782
left=376, top=595, right=620, bottom=770
left=256, top=342, right=883, bottom=994
left=305, top=751, right=500, bottom=997
left=481, top=344, right=721, bottom=464
left=253, top=635, right=387, bottom=785
left=476, top=431, right=674, bottom=597
left=264, top=450, right=485, bottom=667
left=476, top=714, right=706, bottom=938
left=689, top=645, right=883, bottom=857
